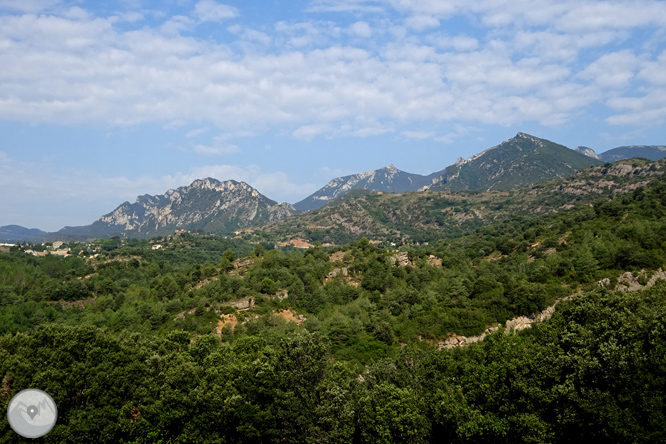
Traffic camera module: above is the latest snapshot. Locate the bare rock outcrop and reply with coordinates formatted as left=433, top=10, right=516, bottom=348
left=389, top=252, right=412, bottom=267
left=440, top=268, right=666, bottom=351
left=327, top=267, right=348, bottom=279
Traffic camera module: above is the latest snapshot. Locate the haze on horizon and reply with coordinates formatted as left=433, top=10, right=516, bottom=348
left=1, top=0, right=665, bottom=231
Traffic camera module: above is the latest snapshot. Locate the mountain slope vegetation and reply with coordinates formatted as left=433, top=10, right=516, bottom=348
left=425, top=132, right=602, bottom=192
left=2, top=158, right=666, bottom=442
left=259, top=158, right=665, bottom=246
left=53, top=178, right=294, bottom=240
left=599, top=144, right=666, bottom=162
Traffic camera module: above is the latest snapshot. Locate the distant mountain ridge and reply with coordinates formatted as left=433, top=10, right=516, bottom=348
left=0, top=225, right=48, bottom=242
left=571, top=145, right=666, bottom=163
left=5, top=132, right=664, bottom=242
left=599, top=145, right=666, bottom=162
left=259, top=157, right=666, bottom=245
left=293, top=164, right=445, bottom=212
left=421, top=133, right=602, bottom=192
left=53, top=178, right=295, bottom=240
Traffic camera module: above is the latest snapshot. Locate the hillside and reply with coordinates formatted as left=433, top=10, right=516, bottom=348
left=423, top=132, right=602, bottom=192
left=258, top=158, right=665, bottom=245
left=53, top=178, right=294, bottom=240
left=0, top=225, right=48, bottom=242
left=599, top=145, right=666, bottom=162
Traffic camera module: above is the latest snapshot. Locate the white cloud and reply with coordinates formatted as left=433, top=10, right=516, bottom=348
left=114, top=11, right=144, bottom=23
left=0, top=0, right=60, bottom=13
left=402, top=130, right=435, bottom=140
left=194, top=135, right=240, bottom=156
left=512, top=30, right=621, bottom=62
left=579, top=50, right=639, bottom=89
left=275, top=20, right=342, bottom=48
left=428, top=34, right=478, bottom=52
left=434, top=124, right=474, bottom=144
left=607, top=88, right=666, bottom=126
left=349, top=21, right=372, bottom=38
left=0, top=150, right=10, bottom=164
left=0, top=2, right=664, bottom=140
left=193, top=143, right=240, bottom=155
left=194, top=0, right=238, bottom=23
left=161, top=15, right=195, bottom=35
left=228, top=25, right=272, bottom=45
left=340, top=0, right=666, bottom=33
left=557, top=1, right=666, bottom=32
left=307, top=0, right=385, bottom=13
left=405, top=15, right=439, bottom=31
left=293, top=124, right=333, bottom=141
left=638, top=51, right=666, bottom=85
left=186, top=127, right=209, bottom=138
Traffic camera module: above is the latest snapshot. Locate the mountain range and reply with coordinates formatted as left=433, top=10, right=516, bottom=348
left=597, top=145, right=666, bottom=162
left=2, top=133, right=664, bottom=242
left=293, top=164, right=445, bottom=212
left=0, top=225, right=48, bottom=243
left=259, top=157, right=666, bottom=245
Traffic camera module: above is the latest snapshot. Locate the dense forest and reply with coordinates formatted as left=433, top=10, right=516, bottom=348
left=2, top=164, right=666, bottom=442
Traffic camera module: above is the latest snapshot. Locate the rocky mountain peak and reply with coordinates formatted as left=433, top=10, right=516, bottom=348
left=514, top=132, right=544, bottom=147
left=574, top=146, right=600, bottom=160
left=191, top=177, right=223, bottom=189
left=74, top=178, right=294, bottom=238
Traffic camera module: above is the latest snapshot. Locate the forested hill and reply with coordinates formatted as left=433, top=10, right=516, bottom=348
left=2, top=159, right=666, bottom=442
left=259, top=157, right=665, bottom=246
left=423, top=132, right=602, bottom=192
left=599, top=144, right=666, bottom=162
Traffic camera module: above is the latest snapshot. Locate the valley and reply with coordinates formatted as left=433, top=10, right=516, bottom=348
left=2, top=138, right=666, bottom=443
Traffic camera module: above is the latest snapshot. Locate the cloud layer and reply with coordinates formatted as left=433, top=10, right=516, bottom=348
left=0, top=0, right=663, bottom=139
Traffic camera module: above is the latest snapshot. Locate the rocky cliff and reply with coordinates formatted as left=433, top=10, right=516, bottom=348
left=56, top=178, right=295, bottom=239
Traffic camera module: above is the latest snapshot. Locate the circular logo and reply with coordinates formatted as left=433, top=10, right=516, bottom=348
left=7, top=389, right=58, bottom=438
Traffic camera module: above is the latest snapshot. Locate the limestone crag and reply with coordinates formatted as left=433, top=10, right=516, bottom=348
left=427, top=255, right=442, bottom=266
left=607, top=268, right=666, bottom=292
left=388, top=253, right=441, bottom=267
left=96, top=178, right=295, bottom=237
left=327, top=267, right=349, bottom=279
left=574, top=146, right=601, bottom=160
left=389, top=252, right=412, bottom=267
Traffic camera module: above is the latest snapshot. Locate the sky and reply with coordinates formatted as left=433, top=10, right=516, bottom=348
left=0, top=0, right=665, bottom=231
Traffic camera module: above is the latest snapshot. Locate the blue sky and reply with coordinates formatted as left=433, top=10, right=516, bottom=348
left=1, top=0, right=665, bottom=231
